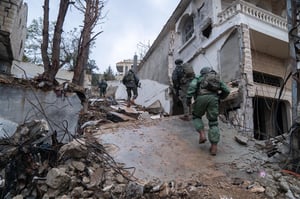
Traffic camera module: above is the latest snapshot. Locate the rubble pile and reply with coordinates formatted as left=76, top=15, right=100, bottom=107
left=0, top=119, right=134, bottom=199
left=231, top=132, right=300, bottom=199
left=1, top=86, right=300, bottom=198
left=0, top=118, right=258, bottom=199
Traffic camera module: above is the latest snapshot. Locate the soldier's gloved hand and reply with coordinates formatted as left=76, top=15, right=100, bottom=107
left=186, top=97, right=192, bottom=106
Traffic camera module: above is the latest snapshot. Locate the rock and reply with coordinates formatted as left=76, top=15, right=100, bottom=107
left=285, top=190, right=296, bottom=199
left=279, top=180, right=290, bottom=193
left=12, top=195, right=23, bottom=199
left=159, top=183, right=170, bottom=198
left=125, top=182, right=144, bottom=198
left=82, top=190, right=94, bottom=198
left=71, top=186, right=84, bottom=198
left=46, top=168, right=71, bottom=191
left=58, top=139, right=88, bottom=160
left=56, top=195, right=69, bottom=199
left=88, top=167, right=104, bottom=188
left=234, top=135, right=248, bottom=145
left=265, top=186, right=278, bottom=198
left=116, top=174, right=125, bottom=183
left=250, top=184, right=265, bottom=193
left=71, top=160, right=85, bottom=172
left=273, top=172, right=282, bottom=181
left=231, top=177, right=243, bottom=185
left=113, top=184, right=126, bottom=194
left=82, top=176, right=90, bottom=184
left=102, top=184, right=114, bottom=192
left=42, top=193, right=50, bottom=199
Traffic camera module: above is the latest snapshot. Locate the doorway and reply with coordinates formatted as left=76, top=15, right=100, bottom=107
left=253, top=96, right=288, bottom=140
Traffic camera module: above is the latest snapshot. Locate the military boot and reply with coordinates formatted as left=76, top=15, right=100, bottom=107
left=126, top=100, right=131, bottom=107
left=198, top=130, right=207, bottom=144
left=210, top=144, right=217, bottom=156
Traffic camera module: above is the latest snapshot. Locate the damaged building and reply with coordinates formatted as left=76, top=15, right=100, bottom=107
left=0, top=0, right=27, bottom=74
left=137, top=0, right=294, bottom=143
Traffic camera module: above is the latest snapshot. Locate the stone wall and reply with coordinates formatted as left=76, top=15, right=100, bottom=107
left=0, top=0, right=27, bottom=72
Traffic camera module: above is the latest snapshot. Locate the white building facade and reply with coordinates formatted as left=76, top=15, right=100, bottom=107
left=138, top=0, right=290, bottom=140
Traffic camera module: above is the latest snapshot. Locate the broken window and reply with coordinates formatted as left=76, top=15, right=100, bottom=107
left=202, top=23, right=212, bottom=38
left=182, top=15, right=194, bottom=43
left=253, top=71, right=283, bottom=87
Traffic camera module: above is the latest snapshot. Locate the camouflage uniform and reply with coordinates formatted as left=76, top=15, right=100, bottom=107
left=172, top=59, right=195, bottom=120
left=98, top=79, right=108, bottom=97
left=122, top=69, right=139, bottom=106
left=178, top=64, right=194, bottom=117
left=187, top=67, right=230, bottom=155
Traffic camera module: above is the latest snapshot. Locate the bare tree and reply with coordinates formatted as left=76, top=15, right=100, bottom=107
left=41, top=0, right=73, bottom=85
left=72, top=0, right=104, bottom=86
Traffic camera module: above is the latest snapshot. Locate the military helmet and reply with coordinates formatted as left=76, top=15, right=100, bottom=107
left=200, top=67, right=212, bottom=75
left=175, top=59, right=183, bottom=65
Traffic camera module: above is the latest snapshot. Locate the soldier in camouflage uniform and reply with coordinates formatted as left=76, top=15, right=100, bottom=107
left=122, top=69, right=139, bottom=107
left=186, top=67, right=230, bottom=155
left=172, top=59, right=195, bottom=121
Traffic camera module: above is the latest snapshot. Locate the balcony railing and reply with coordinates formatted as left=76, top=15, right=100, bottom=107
left=218, top=0, right=287, bottom=30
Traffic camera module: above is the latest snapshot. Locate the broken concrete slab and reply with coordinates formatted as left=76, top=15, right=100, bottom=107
left=115, top=79, right=171, bottom=114
left=235, top=135, right=248, bottom=145
left=0, top=83, right=82, bottom=142
left=0, top=116, right=18, bottom=138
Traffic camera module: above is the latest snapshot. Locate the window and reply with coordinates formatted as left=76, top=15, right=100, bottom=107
left=253, top=71, right=283, bottom=87
left=182, top=15, right=194, bottom=43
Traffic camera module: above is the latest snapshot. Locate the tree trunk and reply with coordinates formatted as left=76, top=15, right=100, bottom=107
left=41, top=0, right=71, bottom=84
left=72, top=0, right=103, bottom=86
left=41, top=0, right=50, bottom=73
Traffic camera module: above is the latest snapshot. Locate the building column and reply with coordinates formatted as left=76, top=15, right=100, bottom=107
left=240, top=24, right=254, bottom=134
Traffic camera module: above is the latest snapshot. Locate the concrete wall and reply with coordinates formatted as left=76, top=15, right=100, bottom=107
left=138, top=32, right=172, bottom=85
left=0, top=83, right=82, bottom=143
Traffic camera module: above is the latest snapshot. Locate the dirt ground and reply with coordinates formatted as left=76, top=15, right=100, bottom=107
left=95, top=115, right=269, bottom=199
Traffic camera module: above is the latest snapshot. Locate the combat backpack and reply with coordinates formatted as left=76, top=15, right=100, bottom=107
left=200, top=70, right=220, bottom=91
left=172, top=65, right=184, bottom=87
left=182, top=64, right=195, bottom=79
left=124, top=72, right=135, bottom=83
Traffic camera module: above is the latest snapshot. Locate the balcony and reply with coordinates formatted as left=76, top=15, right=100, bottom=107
left=218, top=0, right=287, bottom=30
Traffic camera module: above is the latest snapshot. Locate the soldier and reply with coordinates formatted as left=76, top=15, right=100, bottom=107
left=98, top=79, right=108, bottom=97
left=122, top=69, right=139, bottom=107
left=172, top=59, right=195, bottom=121
left=186, top=67, right=230, bottom=155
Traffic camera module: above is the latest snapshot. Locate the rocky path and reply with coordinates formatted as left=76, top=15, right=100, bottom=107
left=95, top=115, right=274, bottom=198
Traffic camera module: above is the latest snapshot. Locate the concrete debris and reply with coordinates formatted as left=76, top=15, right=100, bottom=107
left=249, top=184, right=265, bottom=193
left=235, top=135, right=248, bottom=145
left=0, top=76, right=83, bottom=143
left=1, top=77, right=300, bottom=198
left=46, top=168, right=71, bottom=190
left=58, top=139, right=88, bottom=160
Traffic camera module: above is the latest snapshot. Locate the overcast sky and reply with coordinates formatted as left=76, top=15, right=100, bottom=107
left=23, top=0, right=180, bottom=73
